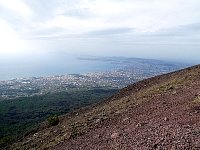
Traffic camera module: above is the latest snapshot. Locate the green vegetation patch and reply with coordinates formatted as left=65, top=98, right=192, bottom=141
left=193, top=96, right=200, bottom=103
left=47, top=115, right=59, bottom=126
left=0, top=87, right=118, bottom=149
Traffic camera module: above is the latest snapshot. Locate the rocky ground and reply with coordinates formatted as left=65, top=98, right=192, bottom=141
left=11, top=65, right=200, bottom=150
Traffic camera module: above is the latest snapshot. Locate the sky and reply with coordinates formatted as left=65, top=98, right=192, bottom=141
left=0, top=0, right=200, bottom=62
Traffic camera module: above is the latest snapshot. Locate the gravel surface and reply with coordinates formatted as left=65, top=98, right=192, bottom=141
left=51, top=65, right=200, bottom=150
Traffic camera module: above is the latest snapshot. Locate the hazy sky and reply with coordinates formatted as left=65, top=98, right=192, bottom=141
left=0, top=0, right=200, bottom=62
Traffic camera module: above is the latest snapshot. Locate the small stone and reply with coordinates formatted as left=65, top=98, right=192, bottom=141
left=122, top=117, right=130, bottom=122
left=111, top=132, right=120, bottom=139
left=136, top=123, right=141, bottom=127
left=94, top=134, right=100, bottom=139
left=136, top=122, right=147, bottom=127
left=164, top=117, right=169, bottom=121
left=172, top=90, right=177, bottom=95
left=115, top=111, right=121, bottom=114
left=95, top=118, right=101, bottom=124
left=33, top=133, right=39, bottom=137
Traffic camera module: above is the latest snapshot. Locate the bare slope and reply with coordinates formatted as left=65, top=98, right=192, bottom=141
left=11, top=65, right=200, bottom=150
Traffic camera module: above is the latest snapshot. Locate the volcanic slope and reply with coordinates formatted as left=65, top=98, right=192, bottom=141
left=11, top=65, right=200, bottom=150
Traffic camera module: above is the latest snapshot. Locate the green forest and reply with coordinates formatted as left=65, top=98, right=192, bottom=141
left=0, top=87, right=118, bottom=148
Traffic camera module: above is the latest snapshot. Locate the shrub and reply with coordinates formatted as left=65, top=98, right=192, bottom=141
left=47, top=115, right=59, bottom=126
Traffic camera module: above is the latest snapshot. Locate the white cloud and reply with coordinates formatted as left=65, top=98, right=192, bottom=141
left=23, top=0, right=200, bottom=36
left=0, top=0, right=33, bottom=18
left=0, top=0, right=200, bottom=60
left=83, top=0, right=200, bottom=32
left=1, top=0, right=198, bottom=37
left=0, top=19, right=30, bottom=54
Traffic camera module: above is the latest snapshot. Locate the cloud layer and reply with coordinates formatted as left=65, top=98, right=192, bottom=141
left=0, top=0, right=200, bottom=61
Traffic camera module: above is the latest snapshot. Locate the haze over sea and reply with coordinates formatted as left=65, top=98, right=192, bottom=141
left=0, top=52, right=193, bottom=81
left=0, top=54, right=118, bottom=81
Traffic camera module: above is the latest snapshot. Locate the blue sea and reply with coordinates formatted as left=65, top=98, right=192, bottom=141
left=0, top=55, right=117, bottom=81
left=0, top=53, right=191, bottom=81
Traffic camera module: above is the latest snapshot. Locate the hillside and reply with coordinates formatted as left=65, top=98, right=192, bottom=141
left=0, top=88, right=117, bottom=148
left=10, top=65, right=200, bottom=150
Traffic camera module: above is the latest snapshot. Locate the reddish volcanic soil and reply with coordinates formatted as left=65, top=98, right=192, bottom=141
left=11, top=65, right=200, bottom=150
left=51, top=66, right=200, bottom=150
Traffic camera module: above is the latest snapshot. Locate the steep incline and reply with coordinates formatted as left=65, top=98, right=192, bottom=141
left=11, top=65, right=200, bottom=150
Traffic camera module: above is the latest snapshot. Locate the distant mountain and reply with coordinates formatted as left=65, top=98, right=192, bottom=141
left=10, top=64, right=200, bottom=150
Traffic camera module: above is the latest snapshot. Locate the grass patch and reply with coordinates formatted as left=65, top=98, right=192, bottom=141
left=193, top=96, right=200, bottom=103
left=47, top=115, right=59, bottom=126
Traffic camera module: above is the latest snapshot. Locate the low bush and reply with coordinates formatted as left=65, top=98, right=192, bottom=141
left=47, top=115, right=59, bottom=126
